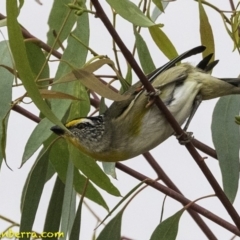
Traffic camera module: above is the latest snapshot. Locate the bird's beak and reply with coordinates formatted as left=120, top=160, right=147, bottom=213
left=51, top=125, right=65, bottom=136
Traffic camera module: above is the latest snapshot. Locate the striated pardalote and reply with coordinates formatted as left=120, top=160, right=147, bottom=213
left=51, top=46, right=240, bottom=162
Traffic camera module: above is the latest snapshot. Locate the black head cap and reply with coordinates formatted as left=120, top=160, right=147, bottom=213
left=51, top=125, right=65, bottom=136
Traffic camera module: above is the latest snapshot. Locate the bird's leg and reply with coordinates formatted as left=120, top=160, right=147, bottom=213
left=144, top=88, right=161, bottom=108
left=183, top=94, right=202, bottom=131
left=175, top=94, right=202, bottom=144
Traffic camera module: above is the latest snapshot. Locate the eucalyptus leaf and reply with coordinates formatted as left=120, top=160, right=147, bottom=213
left=43, top=176, right=65, bottom=238
left=7, top=0, right=66, bottom=129
left=69, top=145, right=121, bottom=197
left=135, top=31, right=156, bottom=74
left=149, top=26, right=178, bottom=60
left=150, top=209, right=184, bottom=240
left=199, top=0, right=215, bottom=58
left=106, top=0, right=155, bottom=27
left=211, top=96, right=240, bottom=203
left=20, top=149, right=50, bottom=239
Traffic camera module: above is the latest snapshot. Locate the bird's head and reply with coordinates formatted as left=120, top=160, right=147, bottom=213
left=51, top=116, right=106, bottom=153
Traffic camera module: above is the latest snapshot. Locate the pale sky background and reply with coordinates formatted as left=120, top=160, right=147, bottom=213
left=0, top=0, right=240, bottom=240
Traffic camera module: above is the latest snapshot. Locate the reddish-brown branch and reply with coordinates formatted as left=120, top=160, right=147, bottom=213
left=90, top=0, right=240, bottom=230
left=116, top=162, right=240, bottom=236
left=143, top=152, right=217, bottom=240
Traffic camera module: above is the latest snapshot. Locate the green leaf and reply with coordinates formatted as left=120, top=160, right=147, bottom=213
left=106, top=0, right=155, bottom=27
left=47, top=0, right=76, bottom=49
left=50, top=10, right=89, bottom=120
left=151, top=1, right=169, bottom=22
left=149, top=26, right=178, bottom=60
left=69, top=145, right=121, bottom=197
left=54, top=69, right=129, bottom=101
left=60, top=160, right=76, bottom=240
left=0, top=40, right=14, bottom=163
left=43, top=176, right=65, bottom=238
left=152, top=0, right=164, bottom=13
left=20, top=149, right=50, bottom=239
left=198, top=0, right=215, bottom=58
left=22, top=118, right=53, bottom=165
left=96, top=210, right=123, bottom=240
left=102, top=162, right=117, bottom=179
left=25, top=41, right=49, bottom=86
left=6, top=0, right=66, bottom=129
left=69, top=196, right=82, bottom=240
left=69, top=179, right=89, bottom=240
left=135, top=31, right=156, bottom=74
left=150, top=209, right=184, bottom=240
left=67, top=82, right=90, bottom=121
left=49, top=139, right=109, bottom=210
left=211, top=96, right=240, bottom=203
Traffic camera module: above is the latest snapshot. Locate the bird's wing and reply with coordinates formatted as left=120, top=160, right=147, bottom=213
left=105, top=46, right=206, bottom=119
left=147, top=45, right=206, bottom=82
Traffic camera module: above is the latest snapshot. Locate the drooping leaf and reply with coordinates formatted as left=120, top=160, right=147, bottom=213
left=21, top=118, right=53, bottom=165
left=43, top=176, right=65, bottom=239
left=39, top=89, right=81, bottom=100
left=151, top=1, right=170, bottom=22
left=69, top=145, right=121, bottom=197
left=150, top=209, right=184, bottom=240
left=47, top=0, right=76, bottom=49
left=106, top=0, right=155, bottom=27
left=198, top=0, right=215, bottom=58
left=211, top=96, right=240, bottom=203
left=54, top=69, right=129, bottom=101
left=25, top=41, right=49, bottom=87
left=20, top=149, right=50, bottom=239
left=149, top=26, right=178, bottom=60
left=102, top=162, right=117, bottom=179
left=135, top=31, right=156, bottom=74
left=50, top=10, right=89, bottom=120
left=0, top=40, right=14, bottom=164
left=60, top=160, right=76, bottom=240
left=49, top=139, right=109, bottom=210
left=152, top=0, right=164, bottom=13
left=6, top=0, right=66, bottom=129
left=96, top=210, right=123, bottom=240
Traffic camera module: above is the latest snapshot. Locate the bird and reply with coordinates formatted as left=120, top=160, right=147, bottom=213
left=51, top=46, right=240, bottom=162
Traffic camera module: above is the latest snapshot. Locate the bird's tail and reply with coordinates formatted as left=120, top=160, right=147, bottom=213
left=196, top=53, right=219, bottom=72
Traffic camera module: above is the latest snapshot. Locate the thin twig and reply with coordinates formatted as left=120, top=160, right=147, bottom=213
left=116, top=162, right=240, bottom=236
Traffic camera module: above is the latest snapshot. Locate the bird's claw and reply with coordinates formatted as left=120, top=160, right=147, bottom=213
left=175, top=131, right=194, bottom=145
left=145, top=89, right=161, bottom=97
left=145, top=88, right=161, bottom=108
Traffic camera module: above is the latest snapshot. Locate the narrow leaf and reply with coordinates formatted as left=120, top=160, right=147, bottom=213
left=43, top=176, right=65, bottom=238
left=102, top=162, right=117, bottom=179
left=60, top=160, right=76, bottom=240
left=50, top=10, right=89, bottom=119
left=22, top=118, right=53, bottom=165
left=39, top=89, right=81, bottom=100
left=150, top=209, right=184, bottom=240
left=0, top=40, right=14, bottom=163
left=135, top=31, right=156, bottom=74
left=20, top=149, right=49, bottom=239
left=199, top=0, right=215, bottom=58
left=96, top=211, right=123, bottom=240
left=49, top=139, right=109, bottom=210
left=149, top=26, right=178, bottom=60
left=47, top=0, right=76, bottom=49
left=106, top=0, right=155, bottom=27
left=211, top=96, right=240, bottom=203
left=152, top=0, right=164, bottom=13
left=69, top=145, right=121, bottom=197
left=7, top=0, right=66, bottom=129
left=54, top=69, right=129, bottom=101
